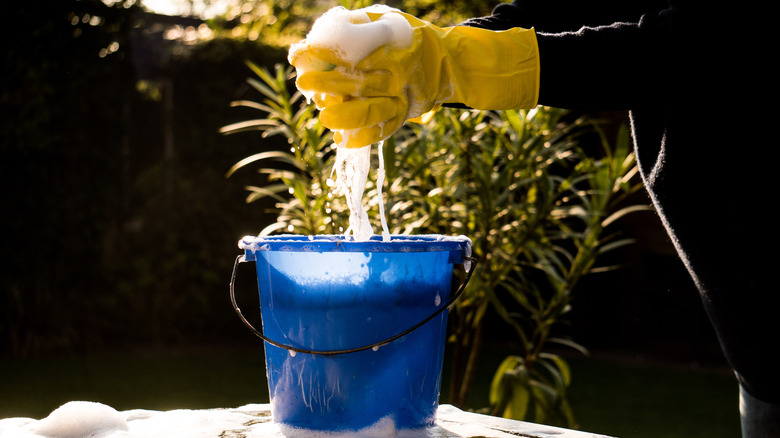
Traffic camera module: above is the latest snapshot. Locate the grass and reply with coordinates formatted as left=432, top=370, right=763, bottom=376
left=560, top=353, right=740, bottom=438
left=0, top=345, right=269, bottom=419
left=454, top=345, right=741, bottom=438
left=0, top=344, right=741, bottom=438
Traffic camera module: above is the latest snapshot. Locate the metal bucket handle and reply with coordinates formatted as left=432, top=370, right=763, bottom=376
left=229, top=253, right=477, bottom=357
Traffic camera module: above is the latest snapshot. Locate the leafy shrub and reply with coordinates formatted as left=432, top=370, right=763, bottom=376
left=222, top=63, right=645, bottom=427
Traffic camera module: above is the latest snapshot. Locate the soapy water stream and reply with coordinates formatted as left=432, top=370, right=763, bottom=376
left=376, top=140, right=391, bottom=241
left=327, top=136, right=391, bottom=242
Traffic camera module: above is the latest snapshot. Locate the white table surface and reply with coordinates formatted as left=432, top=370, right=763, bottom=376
left=0, top=402, right=614, bottom=438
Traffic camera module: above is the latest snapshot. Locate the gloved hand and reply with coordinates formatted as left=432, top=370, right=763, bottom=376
left=288, top=5, right=539, bottom=148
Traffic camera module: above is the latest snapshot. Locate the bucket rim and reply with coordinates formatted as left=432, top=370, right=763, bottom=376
left=239, top=234, right=471, bottom=257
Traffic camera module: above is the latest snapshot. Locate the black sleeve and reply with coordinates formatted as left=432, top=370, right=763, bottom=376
left=461, top=1, right=682, bottom=110
left=461, top=0, right=669, bottom=33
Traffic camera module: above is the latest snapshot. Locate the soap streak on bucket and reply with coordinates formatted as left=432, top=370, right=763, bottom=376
left=231, top=234, right=474, bottom=432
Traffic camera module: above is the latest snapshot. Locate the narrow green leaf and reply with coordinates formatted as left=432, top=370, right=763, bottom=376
left=225, top=151, right=296, bottom=177
left=258, top=221, right=290, bottom=236
left=602, top=204, right=652, bottom=227
left=219, top=119, right=278, bottom=135
left=244, top=184, right=289, bottom=203
left=505, top=381, right=531, bottom=420
left=229, top=100, right=275, bottom=113
left=547, top=337, right=589, bottom=356
left=490, top=356, right=523, bottom=405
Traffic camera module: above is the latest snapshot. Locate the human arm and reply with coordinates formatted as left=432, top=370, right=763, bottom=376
left=462, top=0, right=680, bottom=110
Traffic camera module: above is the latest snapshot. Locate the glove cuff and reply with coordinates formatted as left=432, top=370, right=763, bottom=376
left=442, top=26, right=540, bottom=110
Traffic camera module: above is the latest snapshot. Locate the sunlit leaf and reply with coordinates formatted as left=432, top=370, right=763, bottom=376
left=244, top=184, right=289, bottom=203
left=602, top=204, right=652, bottom=227
left=225, top=151, right=298, bottom=177
left=258, top=221, right=291, bottom=236
left=229, top=99, right=275, bottom=114
left=548, top=337, right=589, bottom=356
left=219, top=119, right=278, bottom=135
left=490, top=356, right=522, bottom=405
left=504, top=381, right=531, bottom=420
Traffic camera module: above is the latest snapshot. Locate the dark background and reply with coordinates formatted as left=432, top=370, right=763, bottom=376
left=1, top=0, right=726, bottom=371
left=2, top=0, right=286, bottom=357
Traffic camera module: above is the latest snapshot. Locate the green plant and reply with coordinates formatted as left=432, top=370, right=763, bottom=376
left=384, top=108, right=645, bottom=426
left=477, top=119, right=645, bottom=426
left=221, top=64, right=646, bottom=427
left=221, top=62, right=346, bottom=236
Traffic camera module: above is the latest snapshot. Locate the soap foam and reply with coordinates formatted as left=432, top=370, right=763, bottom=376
left=33, top=401, right=128, bottom=438
left=276, top=414, right=438, bottom=438
left=292, top=5, right=413, bottom=68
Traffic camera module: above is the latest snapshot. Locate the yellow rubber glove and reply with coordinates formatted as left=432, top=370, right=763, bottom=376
left=288, top=5, right=539, bottom=148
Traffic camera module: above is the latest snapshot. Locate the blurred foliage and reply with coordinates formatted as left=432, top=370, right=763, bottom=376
left=3, top=0, right=147, bottom=355
left=221, top=63, right=647, bottom=426
left=206, top=0, right=332, bottom=47
left=1, top=0, right=289, bottom=356
left=203, top=0, right=492, bottom=49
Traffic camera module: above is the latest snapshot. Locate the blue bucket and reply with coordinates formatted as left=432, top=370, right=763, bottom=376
left=230, top=234, right=474, bottom=432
